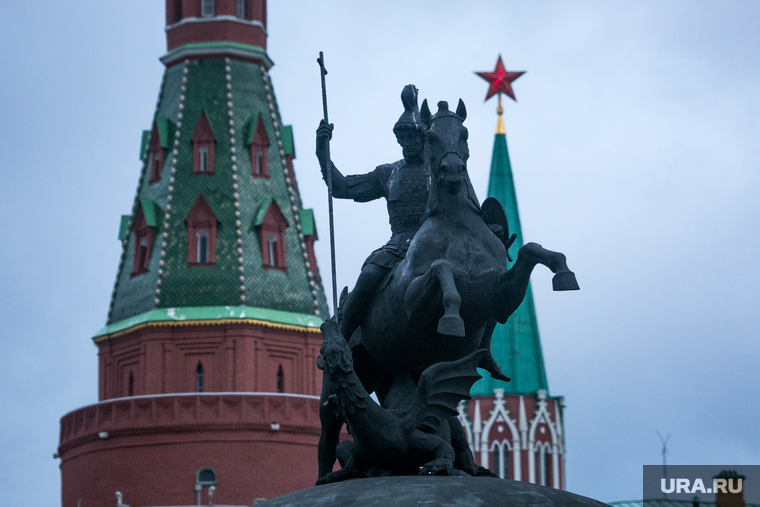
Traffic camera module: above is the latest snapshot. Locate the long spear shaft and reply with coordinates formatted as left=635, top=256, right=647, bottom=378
left=317, top=51, right=339, bottom=314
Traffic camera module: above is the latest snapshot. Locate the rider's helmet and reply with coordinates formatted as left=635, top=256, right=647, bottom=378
left=393, top=84, right=425, bottom=136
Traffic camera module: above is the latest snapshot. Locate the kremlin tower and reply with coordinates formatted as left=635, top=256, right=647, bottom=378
left=58, top=1, right=330, bottom=505
left=459, top=57, right=566, bottom=489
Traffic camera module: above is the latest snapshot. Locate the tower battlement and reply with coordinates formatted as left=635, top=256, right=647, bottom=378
left=163, top=0, right=270, bottom=67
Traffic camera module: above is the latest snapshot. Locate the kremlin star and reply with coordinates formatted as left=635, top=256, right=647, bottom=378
left=475, top=55, right=525, bottom=102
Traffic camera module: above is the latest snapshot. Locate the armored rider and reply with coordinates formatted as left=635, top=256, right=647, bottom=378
left=316, top=84, right=429, bottom=340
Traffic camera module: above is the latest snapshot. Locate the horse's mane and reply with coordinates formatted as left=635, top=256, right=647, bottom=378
left=423, top=165, right=483, bottom=222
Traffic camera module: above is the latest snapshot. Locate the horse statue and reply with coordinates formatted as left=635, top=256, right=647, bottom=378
left=316, top=97, right=578, bottom=482
left=352, top=98, right=577, bottom=377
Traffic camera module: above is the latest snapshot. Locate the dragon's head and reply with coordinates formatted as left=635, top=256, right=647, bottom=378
left=317, top=318, right=353, bottom=375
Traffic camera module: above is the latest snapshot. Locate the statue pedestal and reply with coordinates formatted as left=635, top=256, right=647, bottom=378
left=256, top=475, right=608, bottom=506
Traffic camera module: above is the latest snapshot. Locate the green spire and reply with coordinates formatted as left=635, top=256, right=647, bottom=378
left=107, top=57, right=329, bottom=329
left=471, top=119, right=549, bottom=396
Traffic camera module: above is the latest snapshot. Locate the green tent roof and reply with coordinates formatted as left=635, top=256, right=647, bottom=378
left=108, top=59, right=329, bottom=324
left=471, top=130, right=549, bottom=397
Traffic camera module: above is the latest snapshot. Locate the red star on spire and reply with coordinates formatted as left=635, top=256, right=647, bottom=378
left=475, top=55, right=525, bottom=102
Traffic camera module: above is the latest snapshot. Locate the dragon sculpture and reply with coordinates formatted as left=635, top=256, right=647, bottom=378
left=316, top=318, right=494, bottom=484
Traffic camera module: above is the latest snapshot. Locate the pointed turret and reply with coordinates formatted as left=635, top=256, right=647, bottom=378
left=463, top=58, right=565, bottom=488
left=471, top=100, right=548, bottom=396
left=105, top=1, right=328, bottom=332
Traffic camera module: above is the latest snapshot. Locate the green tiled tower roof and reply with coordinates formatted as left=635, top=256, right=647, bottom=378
left=106, top=56, right=329, bottom=334
left=471, top=119, right=549, bottom=396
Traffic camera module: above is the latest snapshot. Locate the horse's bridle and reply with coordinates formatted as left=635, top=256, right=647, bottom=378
left=435, top=151, right=466, bottom=177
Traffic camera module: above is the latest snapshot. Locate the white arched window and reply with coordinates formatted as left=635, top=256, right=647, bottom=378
left=196, top=231, right=209, bottom=263
left=137, top=237, right=149, bottom=270
left=267, top=234, right=278, bottom=266
left=185, top=195, right=217, bottom=267
left=491, top=441, right=510, bottom=479
left=255, top=150, right=264, bottom=175
left=503, top=441, right=510, bottom=479
left=197, top=467, right=216, bottom=485
left=538, top=443, right=551, bottom=486
left=199, top=147, right=209, bottom=172
left=195, top=466, right=216, bottom=506
left=202, top=0, right=214, bottom=17
left=152, top=153, right=162, bottom=181
left=490, top=441, right=501, bottom=478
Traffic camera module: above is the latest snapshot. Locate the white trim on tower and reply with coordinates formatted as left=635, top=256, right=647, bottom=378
left=479, top=388, right=520, bottom=475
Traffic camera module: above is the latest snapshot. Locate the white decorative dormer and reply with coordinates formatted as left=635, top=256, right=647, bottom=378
left=462, top=391, right=565, bottom=488
left=527, top=389, right=560, bottom=487
left=480, top=388, right=521, bottom=480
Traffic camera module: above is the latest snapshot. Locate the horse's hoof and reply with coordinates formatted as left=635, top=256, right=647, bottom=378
left=437, top=316, right=465, bottom=337
left=552, top=271, right=579, bottom=291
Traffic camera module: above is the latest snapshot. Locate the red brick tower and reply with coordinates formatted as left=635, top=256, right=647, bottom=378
left=58, top=2, right=330, bottom=505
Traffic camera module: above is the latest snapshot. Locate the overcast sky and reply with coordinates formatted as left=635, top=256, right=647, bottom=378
left=1, top=1, right=758, bottom=505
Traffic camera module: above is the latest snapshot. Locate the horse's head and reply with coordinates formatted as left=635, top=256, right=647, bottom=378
left=421, top=99, right=469, bottom=194
left=420, top=99, right=470, bottom=193
left=420, top=99, right=480, bottom=219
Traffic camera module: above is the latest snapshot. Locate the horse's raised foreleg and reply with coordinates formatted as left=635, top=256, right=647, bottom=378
left=496, top=242, right=578, bottom=324
left=405, top=259, right=465, bottom=337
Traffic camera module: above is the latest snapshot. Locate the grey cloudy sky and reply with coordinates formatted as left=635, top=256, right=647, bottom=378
left=1, top=1, right=758, bottom=505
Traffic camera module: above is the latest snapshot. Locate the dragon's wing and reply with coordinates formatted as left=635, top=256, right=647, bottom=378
left=414, top=349, right=488, bottom=433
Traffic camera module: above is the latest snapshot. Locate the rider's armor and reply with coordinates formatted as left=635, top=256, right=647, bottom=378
left=344, top=158, right=430, bottom=268
left=388, top=160, right=429, bottom=241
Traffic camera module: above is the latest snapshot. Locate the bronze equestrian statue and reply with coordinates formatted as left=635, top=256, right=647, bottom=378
left=314, top=91, right=578, bottom=483
left=356, top=99, right=578, bottom=374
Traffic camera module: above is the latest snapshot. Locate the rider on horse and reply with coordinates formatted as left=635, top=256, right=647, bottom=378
left=316, top=84, right=430, bottom=340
